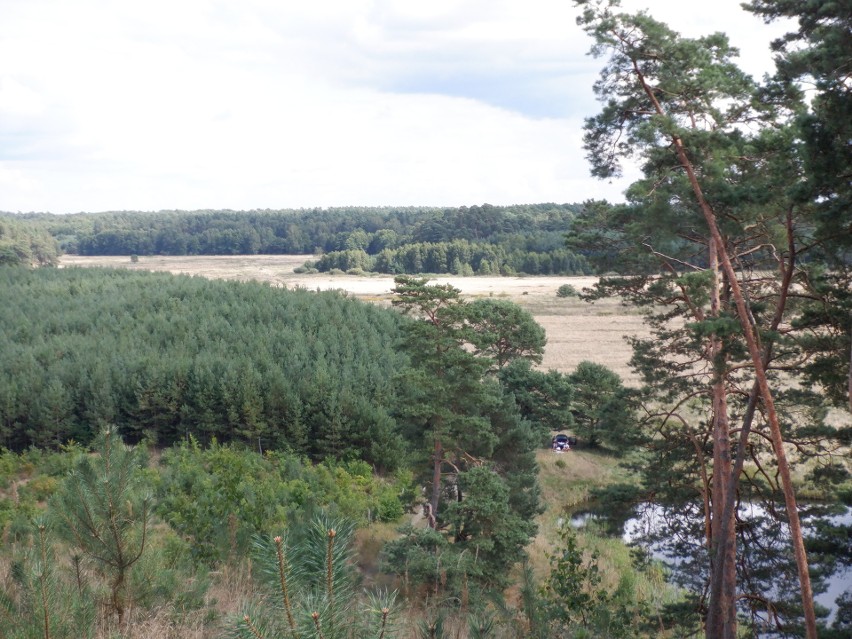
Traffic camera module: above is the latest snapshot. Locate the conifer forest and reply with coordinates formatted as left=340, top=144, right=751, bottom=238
left=1, top=1, right=851, bottom=637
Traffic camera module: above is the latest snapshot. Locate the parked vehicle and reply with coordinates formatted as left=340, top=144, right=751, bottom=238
left=551, top=433, right=577, bottom=452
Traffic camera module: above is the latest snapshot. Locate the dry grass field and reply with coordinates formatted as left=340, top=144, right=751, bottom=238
left=60, top=254, right=649, bottom=383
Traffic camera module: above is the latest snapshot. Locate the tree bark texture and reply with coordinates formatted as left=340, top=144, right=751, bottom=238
left=628, top=53, right=817, bottom=639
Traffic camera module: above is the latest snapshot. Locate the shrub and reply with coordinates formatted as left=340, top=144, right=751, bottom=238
left=376, top=490, right=404, bottom=523
left=20, top=475, right=59, bottom=502
left=157, top=443, right=406, bottom=563
left=556, top=284, right=579, bottom=298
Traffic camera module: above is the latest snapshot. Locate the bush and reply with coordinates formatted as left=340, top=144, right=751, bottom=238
left=157, top=442, right=407, bottom=563
left=20, top=475, right=59, bottom=502
left=376, top=490, right=404, bottom=522
left=294, top=265, right=319, bottom=274
left=556, top=284, right=579, bottom=298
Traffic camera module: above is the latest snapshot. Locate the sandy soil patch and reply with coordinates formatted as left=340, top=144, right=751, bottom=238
left=60, top=254, right=598, bottom=296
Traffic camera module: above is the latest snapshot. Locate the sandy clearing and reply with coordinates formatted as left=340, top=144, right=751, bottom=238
left=60, top=254, right=599, bottom=296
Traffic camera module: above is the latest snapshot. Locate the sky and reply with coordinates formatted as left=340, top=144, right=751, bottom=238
left=0, top=0, right=794, bottom=214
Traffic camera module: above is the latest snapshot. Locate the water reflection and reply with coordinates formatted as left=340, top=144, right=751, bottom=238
left=571, top=501, right=851, bottom=632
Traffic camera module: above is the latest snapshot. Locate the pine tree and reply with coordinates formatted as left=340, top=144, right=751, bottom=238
left=0, top=518, right=95, bottom=639
left=51, top=427, right=150, bottom=628
left=744, top=0, right=852, bottom=415
left=391, top=277, right=541, bottom=590
left=572, top=1, right=847, bottom=635
left=238, top=517, right=397, bottom=639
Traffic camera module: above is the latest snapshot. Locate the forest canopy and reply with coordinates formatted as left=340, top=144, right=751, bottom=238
left=2, top=203, right=593, bottom=275
left=0, top=267, right=411, bottom=468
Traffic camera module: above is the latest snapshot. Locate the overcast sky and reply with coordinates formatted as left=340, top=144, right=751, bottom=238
left=0, top=0, right=793, bottom=214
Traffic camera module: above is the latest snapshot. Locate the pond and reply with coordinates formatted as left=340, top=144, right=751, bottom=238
left=571, top=501, right=851, bottom=631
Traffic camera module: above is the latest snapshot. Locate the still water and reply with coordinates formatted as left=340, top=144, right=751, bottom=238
left=571, top=502, right=851, bottom=628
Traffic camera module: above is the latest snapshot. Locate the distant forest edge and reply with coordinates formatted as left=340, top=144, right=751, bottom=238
left=2, top=203, right=596, bottom=275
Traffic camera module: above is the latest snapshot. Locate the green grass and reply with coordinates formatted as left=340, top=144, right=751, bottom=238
left=528, top=446, right=684, bottom=631
left=530, top=448, right=634, bottom=576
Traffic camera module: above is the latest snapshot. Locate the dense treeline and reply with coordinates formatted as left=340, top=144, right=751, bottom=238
left=0, top=267, right=409, bottom=467
left=0, top=215, right=60, bottom=267
left=8, top=203, right=592, bottom=274
left=308, top=240, right=590, bottom=275
left=15, top=203, right=578, bottom=254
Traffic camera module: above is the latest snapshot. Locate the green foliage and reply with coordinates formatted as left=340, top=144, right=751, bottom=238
left=556, top=284, right=579, bottom=298
left=0, top=216, right=60, bottom=268
left=22, top=204, right=587, bottom=268
left=822, top=590, right=852, bottom=639
left=50, top=428, right=151, bottom=627
left=498, top=359, right=573, bottom=436
left=15, top=203, right=596, bottom=275
left=391, top=277, right=542, bottom=593
left=375, top=489, right=405, bottom=523
left=416, top=610, right=447, bottom=639
left=0, top=267, right=408, bottom=467
left=315, top=239, right=591, bottom=276
left=541, top=527, right=643, bottom=639
left=464, top=299, right=546, bottom=370
left=793, top=266, right=852, bottom=411
left=567, top=361, right=636, bottom=451
left=543, top=527, right=604, bottom=628
left=444, top=465, right=537, bottom=587
left=381, top=524, right=453, bottom=600
left=0, top=518, right=96, bottom=639
left=573, top=0, right=851, bottom=634
left=238, top=516, right=398, bottom=639
left=156, top=441, right=408, bottom=564
left=745, top=0, right=852, bottom=258
left=518, top=560, right=548, bottom=639
left=392, top=278, right=498, bottom=495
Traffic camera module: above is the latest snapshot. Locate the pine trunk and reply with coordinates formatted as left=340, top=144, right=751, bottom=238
left=706, top=241, right=737, bottom=639
left=630, top=58, right=817, bottom=639
left=430, top=438, right=442, bottom=526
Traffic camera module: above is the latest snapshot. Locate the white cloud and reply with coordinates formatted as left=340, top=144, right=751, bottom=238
left=0, top=0, right=793, bottom=213
left=0, top=77, right=46, bottom=116
left=0, top=165, right=39, bottom=193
